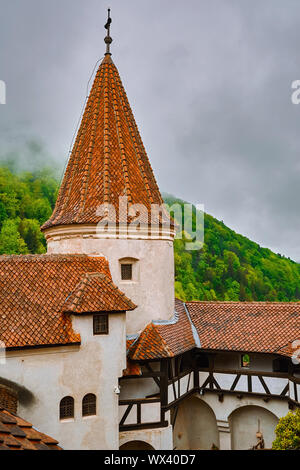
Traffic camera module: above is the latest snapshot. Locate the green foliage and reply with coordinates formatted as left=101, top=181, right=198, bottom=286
left=272, top=409, right=300, bottom=450
left=164, top=194, right=300, bottom=302
left=0, top=219, right=28, bottom=255
left=0, top=166, right=58, bottom=255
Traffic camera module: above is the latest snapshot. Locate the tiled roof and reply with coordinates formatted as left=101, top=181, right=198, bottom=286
left=128, top=299, right=195, bottom=360
left=127, top=300, right=300, bottom=360
left=42, top=54, right=172, bottom=231
left=0, top=406, right=62, bottom=450
left=63, top=272, right=136, bottom=313
left=0, top=254, right=130, bottom=350
left=187, top=301, right=300, bottom=357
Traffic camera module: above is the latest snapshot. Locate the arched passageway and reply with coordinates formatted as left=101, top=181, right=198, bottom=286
left=229, top=405, right=278, bottom=450
left=173, top=396, right=219, bottom=450
left=120, top=440, right=155, bottom=450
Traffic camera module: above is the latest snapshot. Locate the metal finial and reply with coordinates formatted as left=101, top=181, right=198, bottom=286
left=104, top=8, right=113, bottom=55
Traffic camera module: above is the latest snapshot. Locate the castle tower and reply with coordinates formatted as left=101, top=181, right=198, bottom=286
left=42, top=12, right=175, bottom=334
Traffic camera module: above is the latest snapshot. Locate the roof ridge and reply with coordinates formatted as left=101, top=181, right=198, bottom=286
left=103, top=64, right=111, bottom=205
left=130, top=322, right=174, bottom=360
left=183, top=302, right=201, bottom=348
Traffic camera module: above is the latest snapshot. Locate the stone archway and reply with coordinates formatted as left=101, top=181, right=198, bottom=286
left=229, top=405, right=279, bottom=450
left=120, top=440, right=155, bottom=450
left=173, top=396, right=219, bottom=450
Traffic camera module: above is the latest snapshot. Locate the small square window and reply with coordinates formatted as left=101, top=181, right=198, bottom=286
left=121, top=264, right=132, bottom=281
left=93, top=314, right=108, bottom=335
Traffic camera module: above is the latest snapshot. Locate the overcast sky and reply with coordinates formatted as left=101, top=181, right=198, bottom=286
left=1, top=0, right=300, bottom=260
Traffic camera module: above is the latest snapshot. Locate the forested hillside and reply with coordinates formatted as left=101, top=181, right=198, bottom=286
left=0, top=166, right=57, bottom=254
left=164, top=194, right=300, bottom=302
left=0, top=164, right=299, bottom=303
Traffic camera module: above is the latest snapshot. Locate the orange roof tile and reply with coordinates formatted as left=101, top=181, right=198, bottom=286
left=187, top=301, right=300, bottom=357
left=128, top=299, right=195, bottom=360
left=0, top=406, right=62, bottom=450
left=0, top=254, right=131, bottom=350
left=42, top=54, right=172, bottom=231
left=127, top=299, right=300, bottom=360
left=63, top=272, right=136, bottom=313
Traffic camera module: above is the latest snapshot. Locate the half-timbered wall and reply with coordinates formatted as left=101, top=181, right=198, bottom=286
left=119, top=349, right=299, bottom=450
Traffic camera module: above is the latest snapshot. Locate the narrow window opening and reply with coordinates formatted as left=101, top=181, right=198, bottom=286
left=60, top=396, right=74, bottom=420
left=121, top=264, right=132, bottom=281
left=241, top=354, right=250, bottom=368
left=82, top=394, right=96, bottom=417
left=273, top=358, right=289, bottom=373
left=93, top=314, right=109, bottom=335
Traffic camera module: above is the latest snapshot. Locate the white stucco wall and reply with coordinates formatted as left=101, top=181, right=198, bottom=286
left=229, top=405, right=279, bottom=450
left=0, top=313, right=126, bottom=450
left=173, top=396, right=219, bottom=450
left=119, top=424, right=173, bottom=450
left=198, top=392, right=288, bottom=449
left=45, top=228, right=175, bottom=335
left=120, top=378, right=159, bottom=400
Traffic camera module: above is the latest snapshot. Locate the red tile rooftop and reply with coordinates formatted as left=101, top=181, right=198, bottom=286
left=127, top=299, right=300, bottom=360
left=0, top=254, right=134, bottom=350
left=0, top=406, right=62, bottom=450
left=42, top=55, right=172, bottom=231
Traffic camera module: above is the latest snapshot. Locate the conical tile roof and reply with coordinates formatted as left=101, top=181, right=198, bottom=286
left=42, top=54, right=170, bottom=231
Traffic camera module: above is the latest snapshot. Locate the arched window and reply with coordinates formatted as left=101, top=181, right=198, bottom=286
left=82, top=394, right=96, bottom=417
left=59, top=396, right=74, bottom=420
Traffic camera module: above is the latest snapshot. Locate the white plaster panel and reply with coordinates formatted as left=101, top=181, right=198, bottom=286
left=141, top=402, right=161, bottom=423
left=214, top=373, right=236, bottom=390
left=263, top=377, right=288, bottom=395
left=251, top=376, right=266, bottom=394
left=168, top=384, right=175, bottom=403
left=119, top=404, right=137, bottom=425
left=234, top=374, right=248, bottom=392
left=199, top=372, right=209, bottom=387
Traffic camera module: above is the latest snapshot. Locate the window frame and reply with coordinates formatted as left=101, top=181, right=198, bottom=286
left=93, top=313, right=109, bottom=335
left=59, top=396, right=74, bottom=421
left=82, top=393, right=97, bottom=417
left=121, top=263, right=133, bottom=281
left=241, top=353, right=250, bottom=369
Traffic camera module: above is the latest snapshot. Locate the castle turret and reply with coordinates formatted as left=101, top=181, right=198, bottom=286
left=42, top=13, right=175, bottom=334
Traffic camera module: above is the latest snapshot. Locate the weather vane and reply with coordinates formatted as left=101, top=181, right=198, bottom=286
left=104, top=8, right=113, bottom=55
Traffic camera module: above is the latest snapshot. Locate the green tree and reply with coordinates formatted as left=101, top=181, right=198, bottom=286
left=272, top=409, right=300, bottom=450
left=0, top=165, right=59, bottom=255
left=18, top=219, right=46, bottom=254
left=0, top=219, right=28, bottom=255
